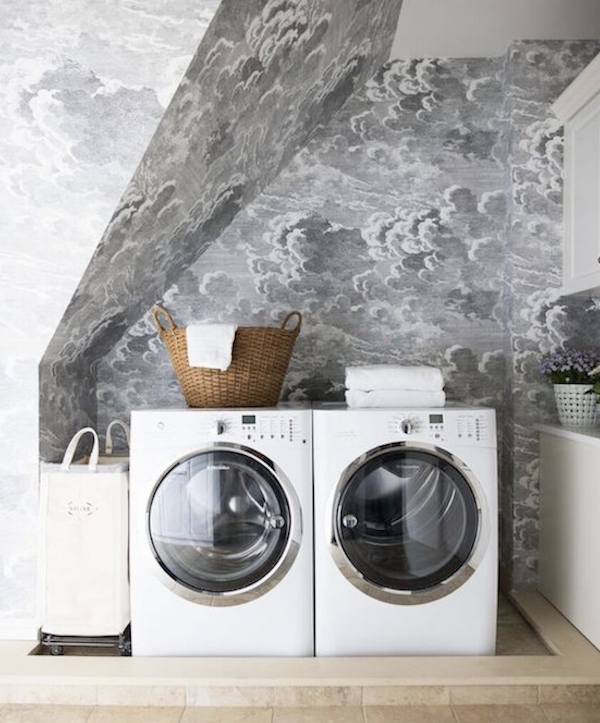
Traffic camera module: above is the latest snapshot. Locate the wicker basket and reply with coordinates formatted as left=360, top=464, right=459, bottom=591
left=152, top=305, right=302, bottom=408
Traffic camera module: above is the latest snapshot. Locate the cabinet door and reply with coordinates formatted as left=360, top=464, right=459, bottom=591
left=563, top=91, right=600, bottom=295
left=539, top=431, right=600, bottom=650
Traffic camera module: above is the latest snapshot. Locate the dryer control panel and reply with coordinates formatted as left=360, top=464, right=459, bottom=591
left=313, top=405, right=496, bottom=449
left=388, top=409, right=495, bottom=446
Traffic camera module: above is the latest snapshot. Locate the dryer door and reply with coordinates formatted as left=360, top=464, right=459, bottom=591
left=330, top=442, right=490, bottom=604
left=147, top=444, right=301, bottom=606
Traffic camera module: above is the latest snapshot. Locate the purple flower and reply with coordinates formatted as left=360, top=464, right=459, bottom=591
left=539, top=347, right=600, bottom=384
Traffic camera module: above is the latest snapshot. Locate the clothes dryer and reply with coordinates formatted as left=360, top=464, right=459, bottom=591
left=129, top=406, right=312, bottom=656
left=313, top=403, right=498, bottom=656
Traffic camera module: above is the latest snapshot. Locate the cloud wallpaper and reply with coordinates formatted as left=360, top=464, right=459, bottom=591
left=1, top=0, right=600, bottom=631
left=0, top=0, right=220, bottom=632
left=39, top=0, right=404, bottom=461
left=96, top=41, right=600, bottom=590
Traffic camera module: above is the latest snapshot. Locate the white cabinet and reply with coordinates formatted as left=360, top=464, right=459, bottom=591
left=538, top=425, right=600, bottom=650
left=562, top=92, right=600, bottom=293
left=553, top=53, right=600, bottom=295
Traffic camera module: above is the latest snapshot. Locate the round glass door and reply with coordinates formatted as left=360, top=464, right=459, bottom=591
left=330, top=443, right=488, bottom=604
left=147, top=445, right=301, bottom=606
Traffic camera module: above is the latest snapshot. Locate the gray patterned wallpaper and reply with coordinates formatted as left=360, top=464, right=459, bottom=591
left=39, top=0, right=405, bottom=461
left=2, top=0, right=594, bottom=634
left=0, top=0, right=219, bottom=633
left=98, top=56, right=507, bottom=407
left=504, top=42, right=600, bottom=586
left=96, top=41, right=600, bottom=589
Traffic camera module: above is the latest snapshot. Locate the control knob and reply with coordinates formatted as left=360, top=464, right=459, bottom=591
left=214, top=419, right=227, bottom=436
left=399, top=418, right=418, bottom=435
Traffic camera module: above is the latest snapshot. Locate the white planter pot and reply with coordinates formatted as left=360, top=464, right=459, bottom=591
left=553, top=383, right=597, bottom=427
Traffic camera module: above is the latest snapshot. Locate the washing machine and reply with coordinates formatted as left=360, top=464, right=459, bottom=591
left=313, top=403, right=498, bottom=656
left=129, top=406, right=313, bottom=656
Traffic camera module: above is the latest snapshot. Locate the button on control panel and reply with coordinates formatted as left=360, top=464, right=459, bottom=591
left=455, top=413, right=491, bottom=443
left=427, top=412, right=446, bottom=442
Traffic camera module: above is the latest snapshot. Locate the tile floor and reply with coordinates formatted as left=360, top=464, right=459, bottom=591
left=1, top=702, right=600, bottom=722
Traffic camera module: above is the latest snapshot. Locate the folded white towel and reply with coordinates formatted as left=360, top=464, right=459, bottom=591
left=345, top=365, right=444, bottom=392
left=186, top=324, right=237, bottom=370
left=345, top=389, right=446, bottom=408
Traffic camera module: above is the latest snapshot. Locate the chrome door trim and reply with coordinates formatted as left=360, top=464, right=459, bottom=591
left=147, top=442, right=302, bottom=607
left=327, top=441, right=490, bottom=605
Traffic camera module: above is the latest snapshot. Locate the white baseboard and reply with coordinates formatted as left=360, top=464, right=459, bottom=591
left=0, top=618, right=39, bottom=642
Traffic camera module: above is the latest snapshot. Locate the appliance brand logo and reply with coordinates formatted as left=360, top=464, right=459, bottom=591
left=206, top=465, right=231, bottom=472
left=66, top=500, right=96, bottom=516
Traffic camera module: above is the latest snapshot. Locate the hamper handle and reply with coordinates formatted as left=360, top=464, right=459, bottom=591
left=105, top=420, right=130, bottom=455
left=281, top=310, right=302, bottom=332
left=152, top=305, right=177, bottom=332
left=61, top=427, right=99, bottom=472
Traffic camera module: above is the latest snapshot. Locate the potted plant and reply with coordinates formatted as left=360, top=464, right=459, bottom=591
left=589, top=364, right=600, bottom=401
left=539, top=346, right=600, bottom=427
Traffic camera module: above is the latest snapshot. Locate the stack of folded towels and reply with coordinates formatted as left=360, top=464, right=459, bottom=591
left=345, top=365, right=446, bottom=408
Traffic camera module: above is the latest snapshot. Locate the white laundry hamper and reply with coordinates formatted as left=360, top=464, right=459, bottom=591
left=39, top=426, right=130, bottom=644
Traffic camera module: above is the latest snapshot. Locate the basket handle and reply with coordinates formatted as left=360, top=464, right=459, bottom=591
left=105, top=419, right=131, bottom=455
left=61, top=427, right=100, bottom=472
left=152, top=305, right=177, bottom=332
left=281, top=310, right=302, bottom=332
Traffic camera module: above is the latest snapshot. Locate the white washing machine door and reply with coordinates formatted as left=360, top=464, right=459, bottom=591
left=329, top=442, right=490, bottom=605
left=147, top=444, right=302, bottom=606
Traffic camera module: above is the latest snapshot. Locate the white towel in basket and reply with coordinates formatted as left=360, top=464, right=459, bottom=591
left=186, top=324, right=237, bottom=370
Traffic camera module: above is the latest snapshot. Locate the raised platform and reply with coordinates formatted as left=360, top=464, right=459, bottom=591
left=1, top=592, right=599, bottom=707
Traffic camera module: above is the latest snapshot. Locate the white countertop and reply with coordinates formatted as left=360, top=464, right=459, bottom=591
left=536, top=423, right=600, bottom=447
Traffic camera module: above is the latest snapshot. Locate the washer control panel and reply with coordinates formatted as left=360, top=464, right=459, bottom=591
left=152, top=411, right=309, bottom=445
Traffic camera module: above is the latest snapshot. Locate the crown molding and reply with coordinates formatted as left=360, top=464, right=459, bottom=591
left=552, top=52, right=600, bottom=124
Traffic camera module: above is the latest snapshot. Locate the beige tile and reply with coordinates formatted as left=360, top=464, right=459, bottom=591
left=2, top=685, right=97, bottom=705
left=542, top=703, right=600, bottom=722
left=0, top=704, right=93, bottom=722
left=450, top=685, right=538, bottom=705
left=181, top=707, right=273, bottom=723
left=539, top=685, right=600, bottom=704
left=364, top=705, right=457, bottom=722
left=273, top=687, right=362, bottom=708
left=362, top=687, right=450, bottom=707
left=87, top=705, right=184, bottom=722
left=273, top=707, right=363, bottom=723
left=453, top=705, right=548, bottom=723
left=96, top=686, right=186, bottom=707
left=186, top=687, right=274, bottom=708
